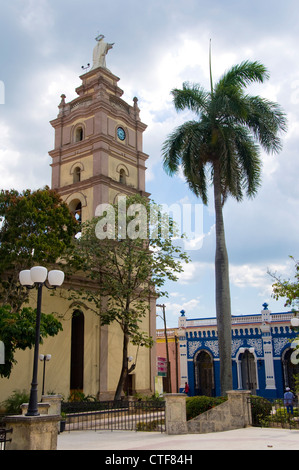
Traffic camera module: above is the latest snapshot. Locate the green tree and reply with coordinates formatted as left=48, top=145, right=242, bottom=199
left=0, top=186, right=78, bottom=311
left=162, top=58, right=287, bottom=394
left=0, top=187, right=77, bottom=377
left=270, top=256, right=299, bottom=311
left=0, top=305, right=62, bottom=378
left=64, top=194, right=189, bottom=400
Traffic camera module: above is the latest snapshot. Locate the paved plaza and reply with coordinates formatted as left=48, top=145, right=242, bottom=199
left=57, top=426, right=299, bottom=451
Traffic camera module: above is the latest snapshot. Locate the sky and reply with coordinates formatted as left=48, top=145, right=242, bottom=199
left=1, top=0, right=299, bottom=329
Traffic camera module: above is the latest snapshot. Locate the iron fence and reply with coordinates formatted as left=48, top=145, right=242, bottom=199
left=249, top=396, right=299, bottom=429
left=0, top=428, right=12, bottom=450
left=62, top=399, right=165, bottom=433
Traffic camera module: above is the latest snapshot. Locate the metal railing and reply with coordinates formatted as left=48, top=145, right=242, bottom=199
left=250, top=396, right=299, bottom=429
left=62, top=400, right=165, bottom=433
left=0, top=428, right=12, bottom=450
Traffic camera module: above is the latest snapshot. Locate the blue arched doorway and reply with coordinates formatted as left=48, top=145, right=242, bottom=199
left=194, top=350, right=215, bottom=396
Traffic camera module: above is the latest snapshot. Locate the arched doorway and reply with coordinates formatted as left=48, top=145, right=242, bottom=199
left=282, top=347, right=299, bottom=390
left=74, top=202, right=82, bottom=222
left=68, top=198, right=83, bottom=223
left=240, top=350, right=257, bottom=394
left=70, top=310, right=84, bottom=392
left=194, top=350, right=214, bottom=396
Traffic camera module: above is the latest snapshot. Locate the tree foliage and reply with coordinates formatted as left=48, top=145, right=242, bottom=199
left=64, top=194, right=189, bottom=399
left=0, top=186, right=77, bottom=377
left=270, top=256, right=299, bottom=311
left=162, top=60, right=286, bottom=207
left=0, top=305, right=62, bottom=378
left=0, top=186, right=78, bottom=311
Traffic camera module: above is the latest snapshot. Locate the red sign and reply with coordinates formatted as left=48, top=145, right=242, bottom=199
left=157, top=357, right=167, bottom=376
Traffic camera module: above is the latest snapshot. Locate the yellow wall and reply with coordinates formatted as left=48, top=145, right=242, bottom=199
left=108, top=156, right=137, bottom=189
left=60, top=155, right=94, bottom=188
left=0, top=285, right=153, bottom=403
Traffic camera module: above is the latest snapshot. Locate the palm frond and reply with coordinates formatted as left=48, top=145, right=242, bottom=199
left=242, top=95, right=287, bottom=153
left=162, top=58, right=286, bottom=206
left=171, top=82, right=210, bottom=115
left=162, top=120, right=210, bottom=204
left=216, top=60, right=269, bottom=91
left=162, top=121, right=198, bottom=174
left=233, top=126, right=262, bottom=198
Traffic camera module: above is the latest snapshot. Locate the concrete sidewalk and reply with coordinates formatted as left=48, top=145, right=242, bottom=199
left=57, top=427, right=299, bottom=451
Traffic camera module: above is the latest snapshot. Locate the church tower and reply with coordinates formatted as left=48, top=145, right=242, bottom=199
left=0, top=38, right=156, bottom=403
left=49, top=36, right=149, bottom=223
left=48, top=38, right=156, bottom=399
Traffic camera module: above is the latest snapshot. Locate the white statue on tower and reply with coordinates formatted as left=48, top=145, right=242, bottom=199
left=91, top=34, right=114, bottom=70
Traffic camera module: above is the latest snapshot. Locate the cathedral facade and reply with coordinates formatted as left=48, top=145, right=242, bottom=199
left=0, top=39, right=156, bottom=403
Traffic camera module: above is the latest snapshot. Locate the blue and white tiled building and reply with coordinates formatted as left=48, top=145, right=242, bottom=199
left=178, top=304, right=299, bottom=399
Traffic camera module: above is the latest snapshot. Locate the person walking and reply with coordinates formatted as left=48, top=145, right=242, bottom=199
left=184, top=382, right=190, bottom=396
left=284, top=387, right=295, bottom=415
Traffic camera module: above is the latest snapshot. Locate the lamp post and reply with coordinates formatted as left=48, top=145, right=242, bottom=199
left=19, top=266, right=64, bottom=417
left=291, top=316, right=299, bottom=328
left=39, top=354, right=52, bottom=397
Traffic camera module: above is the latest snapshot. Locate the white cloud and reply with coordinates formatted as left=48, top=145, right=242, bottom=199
left=177, top=261, right=213, bottom=285
left=19, top=0, right=54, bottom=35
left=230, top=264, right=270, bottom=290
left=158, top=296, right=202, bottom=326
left=177, top=262, right=198, bottom=284
left=230, top=260, right=295, bottom=300
left=0, top=122, right=23, bottom=189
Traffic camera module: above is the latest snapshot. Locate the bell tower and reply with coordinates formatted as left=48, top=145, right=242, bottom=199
left=49, top=37, right=149, bottom=223
left=48, top=38, right=156, bottom=399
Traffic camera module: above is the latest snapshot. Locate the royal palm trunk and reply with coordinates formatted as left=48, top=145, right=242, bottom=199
left=213, top=159, right=233, bottom=394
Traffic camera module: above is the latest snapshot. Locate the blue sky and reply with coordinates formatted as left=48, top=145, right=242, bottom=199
left=1, top=0, right=299, bottom=328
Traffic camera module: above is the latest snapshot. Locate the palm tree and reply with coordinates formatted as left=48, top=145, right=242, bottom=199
left=162, top=58, right=287, bottom=394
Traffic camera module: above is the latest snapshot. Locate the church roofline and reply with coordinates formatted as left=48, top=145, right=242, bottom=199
left=185, top=311, right=294, bottom=327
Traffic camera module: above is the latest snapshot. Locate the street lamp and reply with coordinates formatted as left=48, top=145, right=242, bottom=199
left=291, top=316, right=299, bottom=328
left=39, top=354, right=52, bottom=397
left=19, top=266, right=64, bottom=416
left=156, top=304, right=172, bottom=393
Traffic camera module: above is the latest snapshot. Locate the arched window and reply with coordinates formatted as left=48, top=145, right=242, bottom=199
left=119, top=168, right=126, bottom=184
left=75, top=126, right=84, bottom=142
left=68, top=196, right=86, bottom=227
left=117, top=165, right=129, bottom=185
left=74, top=202, right=82, bottom=222
left=240, top=350, right=257, bottom=394
left=73, top=166, right=81, bottom=183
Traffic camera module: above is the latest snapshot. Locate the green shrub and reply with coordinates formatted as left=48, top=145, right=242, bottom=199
left=136, top=419, right=164, bottom=431
left=1, top=389, right=30, bottom=414
left=186, top=396, right=227, bottom=420
left=250, top=395, right=272, bottom=426
left=67, top=390, right=97, bottom=402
